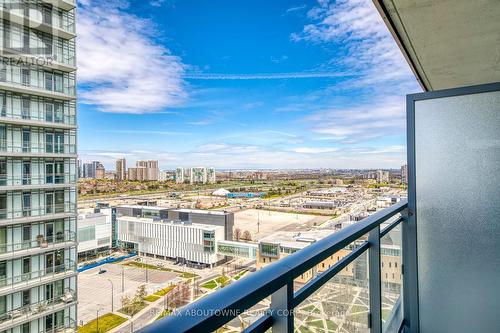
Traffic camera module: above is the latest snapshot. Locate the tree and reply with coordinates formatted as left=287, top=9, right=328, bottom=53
left=241, top=230, right=252, bottom=241
left=121, top=295, right=132, bottom=314
left=233, top=228, right=242, bottom=241
left=134, top=285, right=147, bottom=303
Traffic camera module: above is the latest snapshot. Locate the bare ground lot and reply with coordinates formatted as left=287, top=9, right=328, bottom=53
left=234, top=209, right=330, bottom=241
left=77, top=261, right=178, bottom=325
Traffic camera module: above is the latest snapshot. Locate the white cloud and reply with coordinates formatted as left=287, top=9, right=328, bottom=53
left=292, top=0, right=416, bottom=89
left=307, top=96, right=406, bottom=143
left=292, top=147, right=339, bottom=154
left=77, top=0, right=187, bottom=114
left=182, top=72, right=355, bottom=80
left=98, top=129, right=190, bottom=136
left=286, top=4, right=307, bottom=13
left=150, top=0, right=166, bottom=7
left=81, top=143, right=405, bottom=170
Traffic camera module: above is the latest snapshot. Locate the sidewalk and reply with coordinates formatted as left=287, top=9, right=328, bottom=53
left=109, top=296, right=167, bottom=333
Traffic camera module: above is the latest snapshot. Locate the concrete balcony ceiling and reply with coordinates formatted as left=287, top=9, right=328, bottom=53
left=374, top=0, right=500, bottom=91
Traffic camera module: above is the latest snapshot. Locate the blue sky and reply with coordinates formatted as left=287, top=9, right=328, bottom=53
left=77, top=0, right=421, bottom=170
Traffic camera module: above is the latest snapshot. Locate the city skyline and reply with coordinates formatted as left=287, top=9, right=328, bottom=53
left=77, top=0, right=421, bottom=170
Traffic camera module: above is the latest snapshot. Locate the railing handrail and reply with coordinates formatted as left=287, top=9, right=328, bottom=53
left=0, top=288, right=76, bottom=322
left=139, top=200, right=408, bottom=333
left=0, top=259, right=76, bottom=287
left=0, top=230, right=77, bottom=253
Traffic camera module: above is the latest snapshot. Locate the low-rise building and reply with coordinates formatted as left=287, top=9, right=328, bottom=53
left=256, top=230, right=401, bottom=288
left=115, top=205, right=169, bottom=219
left=117, top=216, right=224, bottom=267
left=77, top=208, right=113, bottom=261
left=166, top=208, right=234, bottom=241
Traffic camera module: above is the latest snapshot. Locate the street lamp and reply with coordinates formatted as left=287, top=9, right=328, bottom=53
left=257, top=209, right=260, bottom=233
left=107, top=278, right=114, bottom=312
left=96, top=305, right=103, bottom=333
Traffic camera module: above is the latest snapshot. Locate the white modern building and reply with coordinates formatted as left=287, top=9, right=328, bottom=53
left=176, top=167, right=216, bottom=184
left=158, top=170, right=169, bottom=181
left=77, top=209, right=113, bottom=262
left=117, top=216, right=224, bottom=267
left=401, top=164, right=408, bottom=184
left=207, top=167, right=216, bottom=183
left=175, top=167, right=185, bottom=183
left=0, top=1, right=78, bottom=332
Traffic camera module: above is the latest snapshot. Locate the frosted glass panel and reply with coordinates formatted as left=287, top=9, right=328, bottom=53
left=414, top=90, right=500, bottom=333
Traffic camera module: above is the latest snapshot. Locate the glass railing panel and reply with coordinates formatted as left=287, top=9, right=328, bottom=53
left=0, top=141, right=76, bottom=154
left=0, top=260, right=76, bottom=288
left=0, top=202, right=76, bottom=220
left=381, top=223, right=403, bottom=332
left=0, top=174, right=76, bottom=186
left=0, top=231, right=76, bottom=255
left=294, top=251, right=370, bottom=333
left=0, top=288, right=76, bottom=325
left=0, top=109, right=76, bottom=126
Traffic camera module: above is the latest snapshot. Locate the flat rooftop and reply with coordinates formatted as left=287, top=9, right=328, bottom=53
left=117, top=205, right=169, bottom=210
left=117, top=215, right=223, bottom=231
left=171, top=208, right=230, bottom=215
left=259, top=229, right=336, bottom=250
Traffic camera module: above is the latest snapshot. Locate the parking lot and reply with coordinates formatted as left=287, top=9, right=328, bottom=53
left=234, top=209, right=330, bottom=240
left=77, top=260, right=178, bottom=325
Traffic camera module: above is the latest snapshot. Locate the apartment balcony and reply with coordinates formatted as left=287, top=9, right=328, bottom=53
left=0, top=7, right=76, bottom=40
left=0, top=288, right=76, bottom=331
left=0, top=51, right=77, bottom=73
left=0, top=174, right=76, bottom=191
left=0, top=260, right=77, bottom=297
left=0, top=78, right=75, bottom=101
left=41, top=318, right=77, bottom=333
left=0, top=203, right=76, bottom=225
left=0, top=230, right=77, bottom=261
left=0, top=141, right=76, bottom=158
left=41, top=0, right=76, bottom=12
left=0, top=109, right=76, bottom=129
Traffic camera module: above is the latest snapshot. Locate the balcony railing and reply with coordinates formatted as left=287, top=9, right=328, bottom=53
left=0, top=260, right=76, bottom=290
left=0, top=76, right=76, bottom=98
left=0, top=288, right=76, bottom=326
left=0, top=108, right=76, bottom=126
left=41, top=318, right=77, bottom=333
left=0, top=202, right=76, bottom=220
left=0, top=174, right=77, bottom=187
left=0, top=141, right=76, bottom=155
left=0, top=1, right=76, bottom=35
left=0, top=230, right=76, bottom=256
left=139, top=200, right=408, bottom=333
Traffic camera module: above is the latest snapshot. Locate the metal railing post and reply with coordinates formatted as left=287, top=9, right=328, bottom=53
left=270, top=281, right=294, bottom=333
left=368, top=225, right=381, bottom=333
left=402, top=207, right=419, bottom=332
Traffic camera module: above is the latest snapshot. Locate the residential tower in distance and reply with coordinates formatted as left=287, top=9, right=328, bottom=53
left=116, top=158, right=126, bottom=181
left=175, top=167, right=216, bottom=184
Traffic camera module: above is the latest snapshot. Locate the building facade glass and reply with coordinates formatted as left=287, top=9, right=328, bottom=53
left=0, top=1, right=77, bottom=332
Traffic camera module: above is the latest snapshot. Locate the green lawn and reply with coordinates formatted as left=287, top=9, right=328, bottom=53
left=118, top=301, right=148, bottom=316
left=78, top=313, right=127, bottom=333
left=144, top=295, right=160, bottom=302
left=302, top=305, right=321, bottom=314
left=154, top=285, right=176, bottom=296
left=124, top=262, right=200, bottom=279
left=233, top=270, right=248, bottom=280
left=216, top=275, right=230, bottom=285
left=201, top=280, right=218, bottom=289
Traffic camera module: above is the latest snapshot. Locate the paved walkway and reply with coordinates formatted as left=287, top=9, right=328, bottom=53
left=110, top=297, right=167, bottom=333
